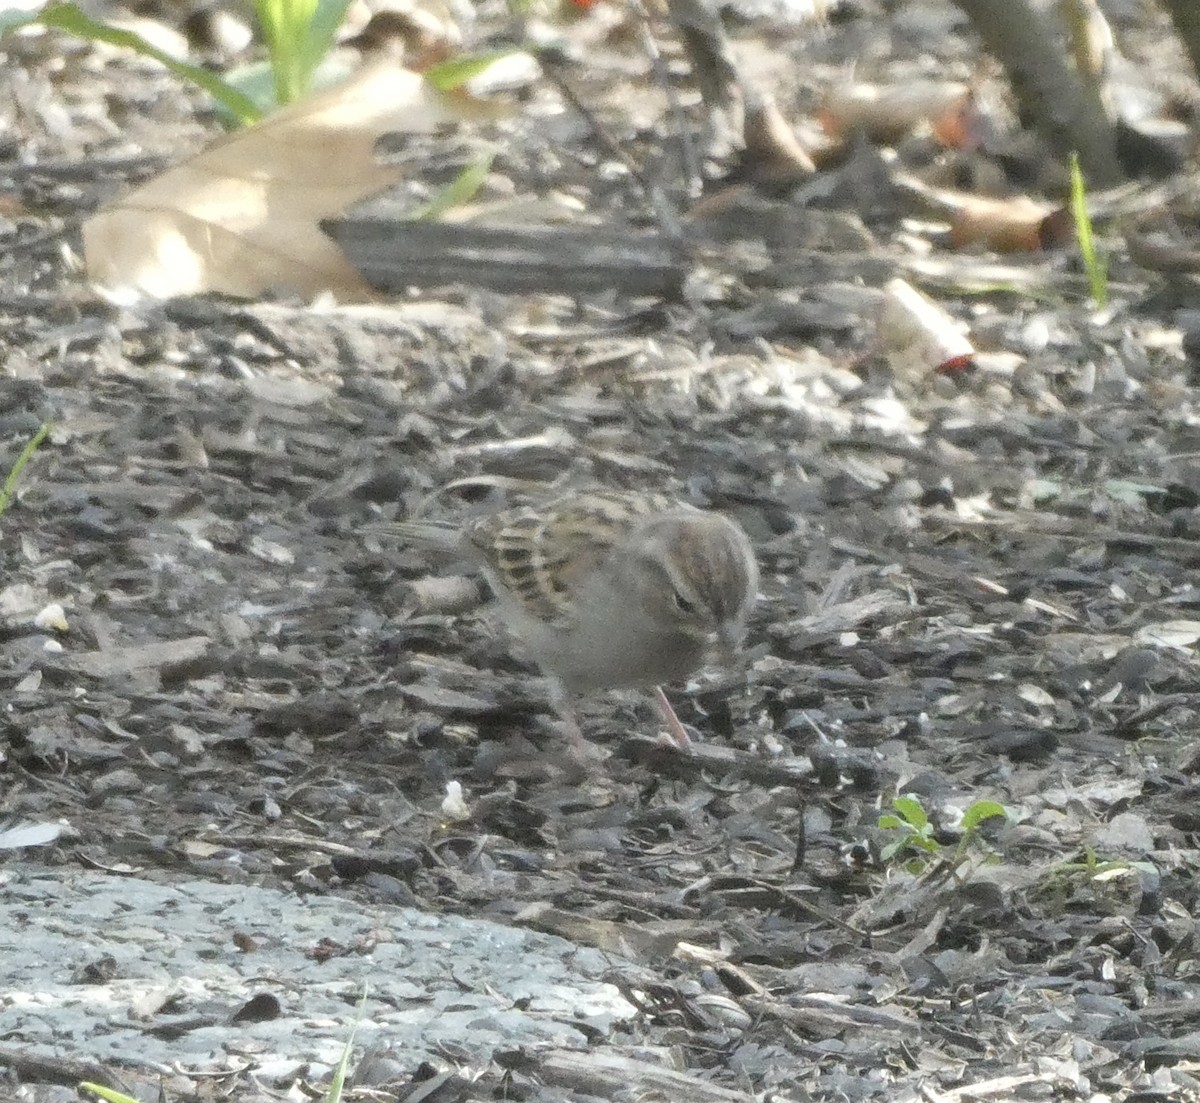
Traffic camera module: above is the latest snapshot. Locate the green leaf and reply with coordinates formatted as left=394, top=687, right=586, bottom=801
left=878, top=815, right=905, bottom=831
left=893, top=796, right=928, bottom=830
left=16, top=3, right=260, bottom=123
left=254, top=0, right=348, bottom=104
left=425, top=50, right=517, bottom=92
left=960, top=800, right=1008, bottom=834
left=1069, top=151, right=1108, bottom=309
left=323, top=984, right=369, bottom=1103
left=78, top=1084, right=142, bottom=1103
left=301, top=0, right=351, bottom=80
left=0, top=421, right=51, bottom=519
left=411, top=153, right=494, bottom=221
left=257, top=0, right=308, bottom=103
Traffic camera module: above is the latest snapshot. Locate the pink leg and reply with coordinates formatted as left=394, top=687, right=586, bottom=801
left=654, top=686, right=693, bottom=751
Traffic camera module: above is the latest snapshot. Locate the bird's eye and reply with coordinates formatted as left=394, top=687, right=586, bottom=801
left=672, top=590, right=697, bottom=615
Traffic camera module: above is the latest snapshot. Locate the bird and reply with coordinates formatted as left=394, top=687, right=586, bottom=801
left=373, top=488, right=759, bottom=754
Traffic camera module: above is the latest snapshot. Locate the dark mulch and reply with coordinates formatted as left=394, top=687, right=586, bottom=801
left=4, top=1, right=1200, bottom=1099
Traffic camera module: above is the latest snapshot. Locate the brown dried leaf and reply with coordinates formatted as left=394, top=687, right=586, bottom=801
left=82, top=62, right=503, bottom=301
left=949, top=194, right=1072, bottom=252
left=740, top=95, right=816, bottom=192
left=818, top=80, right=971, bottom=143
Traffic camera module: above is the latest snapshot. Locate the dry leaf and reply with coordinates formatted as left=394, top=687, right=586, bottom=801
left=739, top=95, right=816, bottom=192
left=896, top=172, right=1071, bottom=253
left=83, top=61, right=502, bottom=300
left=1135, top=620, right=1200, bottom=650
left=818, top=80, right=970, bottom=143
left=949, top=194, right=1073, bottom=252
left=1060, top=0, right=1115, bottom=85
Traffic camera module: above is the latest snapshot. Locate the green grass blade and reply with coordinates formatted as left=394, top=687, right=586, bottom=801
left=425, top=51, right=518, bottom=92
left=77, top=1083, right=141, bottom=1103
left=324, top=985, right=369, bottom=1103
left=1069, top=151, right=1107, bottom=309
left=255, top=0, right=313, bottom=104
left=18, top=3, right=261, bottom=124
left=254, top=0, right=348, bottom=105
left=411, top=153, right=494, bottom=221
left=0, top=422, right=51, bottom=519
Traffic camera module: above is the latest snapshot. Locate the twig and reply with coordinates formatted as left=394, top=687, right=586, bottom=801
left=539, top=56, right=685, bottom=240
left=630, top=0, right=703, bottom=200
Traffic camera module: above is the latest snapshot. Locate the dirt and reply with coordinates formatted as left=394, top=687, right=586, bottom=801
left=4, top=1, right=1200, bottom=1100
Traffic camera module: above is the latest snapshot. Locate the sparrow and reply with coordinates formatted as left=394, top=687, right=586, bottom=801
left=375, top=489, right=759, bottom=752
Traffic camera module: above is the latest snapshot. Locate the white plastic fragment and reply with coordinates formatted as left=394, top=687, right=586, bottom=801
left=879, top=277, right=976, bottom=376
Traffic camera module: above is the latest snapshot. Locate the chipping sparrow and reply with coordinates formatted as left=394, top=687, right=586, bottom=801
left=376, top=489, right=759, bottom=752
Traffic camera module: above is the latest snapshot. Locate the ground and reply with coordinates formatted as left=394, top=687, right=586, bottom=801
left=3, top=1, right=1200, bottom=1100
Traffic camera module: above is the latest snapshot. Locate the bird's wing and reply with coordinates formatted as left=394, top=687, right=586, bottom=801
left=465, top=490, right=680, bottom=624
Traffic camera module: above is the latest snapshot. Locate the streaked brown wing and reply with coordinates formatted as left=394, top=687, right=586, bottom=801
left=465, top=490, right=679, bottom=624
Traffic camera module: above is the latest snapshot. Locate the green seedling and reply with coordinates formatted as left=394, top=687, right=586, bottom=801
left=1069, top=151, right=1108, bottom=309
left=3, top=0, right=518, bottom=120
left=1, top=4, right=260, bottom=123
left=254, top=0, right=351, bottom=107
left=879, top=795, right=940, bottom=868
left=0, top=421, right=51, bottom=519
left=1034, top=847, right=1159, bottom=912
left=956, top=799, right=1008, bottom=854
left=1054, top=848, right=1158, bottom=882
left=78, top=1083, right=142, bottom=1103
left=411, top=152, right=495, bottom=221
left=878, top=795, right=1009, bottom=874
left=1, top=0, right=354, bottom=122
left=324, top=984, right=369, bottom=1103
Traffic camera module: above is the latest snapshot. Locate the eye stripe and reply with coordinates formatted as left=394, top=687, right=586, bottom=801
left=656, top=515, right=757, bottom=624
